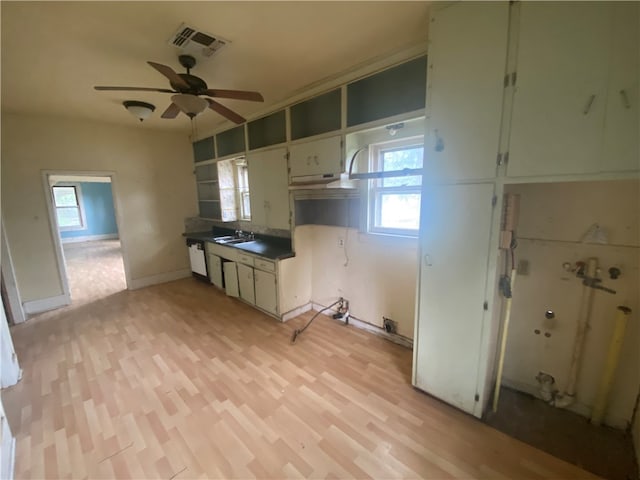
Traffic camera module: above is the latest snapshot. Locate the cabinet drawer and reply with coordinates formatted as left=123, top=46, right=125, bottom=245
left=237, top=253, right=254, bottom=266
left=207, top=242, right=238, bottom=262
left=254, top=258, right=275, bottom=272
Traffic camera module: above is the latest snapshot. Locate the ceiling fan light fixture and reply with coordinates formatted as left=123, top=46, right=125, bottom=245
left=171, top=94, right=208, bottom=118
left=123, top=100, right=155, bottom=122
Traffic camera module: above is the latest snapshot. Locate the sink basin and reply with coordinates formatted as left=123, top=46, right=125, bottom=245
left=214, top=236, right=253, bottom=245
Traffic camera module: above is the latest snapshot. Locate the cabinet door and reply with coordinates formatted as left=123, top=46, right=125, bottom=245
left=255, top=269, right=277, bottom=315
left=289, top=135, right=343, bottom=178
left=507, top=3, right=612, bottom=177
left=424, top=2, right=509, bottom=181
left=414, top=183, right=496, bottom=416
left=223, top=262, right=239, bottom=297
left=208, top=254, right=224, bottom=289
left=602, top=2, right=639, bottom=173
left=237, top=263, right=256, bottom=305
left=248, top=147, right=290, bottom=230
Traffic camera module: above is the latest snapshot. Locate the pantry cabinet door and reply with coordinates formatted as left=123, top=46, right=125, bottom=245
left=413, top=183, right=496, bottom=416
left=507, top=2, right=611, bottom=177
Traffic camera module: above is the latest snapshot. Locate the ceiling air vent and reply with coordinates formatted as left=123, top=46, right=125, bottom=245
left=168, top=23, right=229, bottom=59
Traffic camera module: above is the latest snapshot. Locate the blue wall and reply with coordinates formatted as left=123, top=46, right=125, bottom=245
left=60, top=182, right=118, bottom=239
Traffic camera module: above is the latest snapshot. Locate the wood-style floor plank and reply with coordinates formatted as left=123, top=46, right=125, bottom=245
left=2, top=251, right=601, bottom=478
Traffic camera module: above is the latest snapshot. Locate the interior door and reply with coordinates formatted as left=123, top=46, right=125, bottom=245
left=413, top=183, right=496, bottom=416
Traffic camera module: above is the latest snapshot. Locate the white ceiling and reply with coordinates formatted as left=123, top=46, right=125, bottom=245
left=1, top=1, right=429, bottom=134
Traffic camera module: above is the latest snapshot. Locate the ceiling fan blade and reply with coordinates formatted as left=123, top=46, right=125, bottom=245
left=204, top=89, right=264, bottom=102
left=206, top=98, right=246, bottom=124
left=147, top=61, right=190, bottom=90
left=94, top=86, right=175, bottom=93
left=161, top=103, right=181, bottom=119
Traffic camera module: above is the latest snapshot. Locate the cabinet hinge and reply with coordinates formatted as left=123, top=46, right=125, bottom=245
left=483, top=301, right=489, bottom=310
left=503, top=74, right=509, bottom=87
left=496, top=153, right=503, bottom=166
left=285, top=152, right=290, bottom=160
left=475, top=393, right=480, bottom=402
left=511, top=72, right=517, bottom=87
left=491, top=195, right=497, bottom=207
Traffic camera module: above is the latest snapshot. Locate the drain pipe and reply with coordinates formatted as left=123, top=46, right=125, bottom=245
left=554, top=257, right=598, bottom=408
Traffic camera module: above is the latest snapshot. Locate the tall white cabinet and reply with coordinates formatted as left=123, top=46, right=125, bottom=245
left=247, top=147, right=290, bottom=230
left=413, top=1, right=639, bottom=418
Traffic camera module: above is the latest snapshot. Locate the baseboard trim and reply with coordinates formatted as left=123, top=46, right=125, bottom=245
left=281, top=303, right=312, bottom=322
left=129, top=269, right=192, bottom=290
left=23, top=294, right=70, bottom=315
left=61, top=234, right=119, bottom=244
left=310, top=302, right=413, bottom=349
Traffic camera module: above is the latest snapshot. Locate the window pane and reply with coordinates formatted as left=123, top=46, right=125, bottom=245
left=56, top=207, right=81, bottom=227
left=377, top=193, right=421, bottom=230
left=381, top=147, right=423, bottom=187
left=241, top=192, right=251, bottom=219
left=53, top=186, right=78, bottom=207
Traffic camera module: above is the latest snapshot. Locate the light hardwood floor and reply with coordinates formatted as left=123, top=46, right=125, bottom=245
left=3, top=277, right=598, bottom=479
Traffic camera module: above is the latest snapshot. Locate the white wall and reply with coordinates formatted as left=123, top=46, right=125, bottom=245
left=1, top=112, right=197, bottom=303
left=305, top=225, right=418, bottom=338
left=502, top=180, right=639, bottom=428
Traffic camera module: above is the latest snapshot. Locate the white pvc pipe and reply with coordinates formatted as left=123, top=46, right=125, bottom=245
left=554, top=257, right=597, bottom=408
left=492, top=268, right=517, bottom=413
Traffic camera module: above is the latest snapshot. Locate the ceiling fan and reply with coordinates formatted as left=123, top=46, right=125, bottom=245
left=94, top=54, right=263, bottom=124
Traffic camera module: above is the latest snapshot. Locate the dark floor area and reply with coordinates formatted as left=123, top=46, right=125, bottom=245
left=484, top=387, right=638, bottom=480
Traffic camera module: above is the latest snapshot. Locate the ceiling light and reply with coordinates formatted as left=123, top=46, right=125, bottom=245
left=123, top=101, right=155, bottom=122
left=171, top=94, right=209, bottom=118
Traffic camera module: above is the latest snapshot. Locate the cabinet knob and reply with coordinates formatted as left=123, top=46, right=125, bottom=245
left=424, top=254, right=433, bottom=267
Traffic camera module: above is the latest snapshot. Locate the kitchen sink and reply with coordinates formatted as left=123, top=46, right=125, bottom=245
left=214, top=236, right=253, bottom=245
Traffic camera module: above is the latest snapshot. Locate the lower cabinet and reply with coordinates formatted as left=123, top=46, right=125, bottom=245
left=222, top=261, right=239, bottom=297
left=237, top=263, right=256, bottom=305
left=254, top=269, right=277, bottom=315
left=208, top=254, right=224, bottom=289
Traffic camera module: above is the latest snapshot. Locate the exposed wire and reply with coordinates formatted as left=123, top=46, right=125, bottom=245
left=291, top=298, right=343, bottom=344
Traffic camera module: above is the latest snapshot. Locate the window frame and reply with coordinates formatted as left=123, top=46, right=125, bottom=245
left=235, top=158, right=251, bottom=221
left=52, top=183, right=87, bottom=232
left=367, top=136, right=424, bottom=237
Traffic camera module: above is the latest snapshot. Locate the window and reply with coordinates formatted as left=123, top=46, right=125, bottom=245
left=52, top=185, right=86, bottom=231
left=236, top=160, right=251, bottom=220
left=216, top=157, right=251, bottom=222
left=368, top=136, right=423, bottom=236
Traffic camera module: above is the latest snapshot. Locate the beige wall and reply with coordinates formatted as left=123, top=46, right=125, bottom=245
left=1, top=112, right=196, bottom=302
left=502, top=180, right=640, bottom=428
left=304, top=225, right=418, bottom=338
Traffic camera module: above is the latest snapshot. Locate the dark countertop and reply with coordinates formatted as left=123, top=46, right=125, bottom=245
left=183, top=230, right=294, bottom=260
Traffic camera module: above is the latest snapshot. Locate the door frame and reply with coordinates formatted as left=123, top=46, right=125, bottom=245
left=1, top=218, right=25, bottom=324
left=41, top=170, right=132, bottom=301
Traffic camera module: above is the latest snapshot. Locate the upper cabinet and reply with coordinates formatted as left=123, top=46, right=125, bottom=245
left=193, top=136, right=215, bottom=163
left=247, top=147, right=290, bottom=230
left=289, top=135, right=343, bottom=179
left=290, top=89, right=342, bottom=140
left=424, top=2, right=509, bottom=181
left=248, top=110, right=286, bottom=150
left=216, top=126, right=246, bottom=158
left=507, top=2, right=639, bottom=177
left=601, top=2, right=639, bottom=173
left=347, top=56, right=427, bottom=127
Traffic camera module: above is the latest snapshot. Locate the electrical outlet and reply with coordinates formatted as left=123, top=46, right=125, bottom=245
left=337, top=237, right=344, bottom=247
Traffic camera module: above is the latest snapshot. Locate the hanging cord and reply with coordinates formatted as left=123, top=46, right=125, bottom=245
left=291, top=298, right=343, bottom=344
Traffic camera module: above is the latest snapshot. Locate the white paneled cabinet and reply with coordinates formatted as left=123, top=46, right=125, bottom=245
left=601, top=2, right=639, bottom=173
left=414, top=183, right=497, bottom=416
left=208, top=254, right=224, bottom=289
left=255, top=269, right=277, bottom=315
left=508, top=2, right=611, bottom=177
left=237, top=263, right=256, bottom=305
left=247, top=147, right=290, bottom=230
left=288, top=135, right=343, bottom=179
left=424, top=1, right=509, bottom=181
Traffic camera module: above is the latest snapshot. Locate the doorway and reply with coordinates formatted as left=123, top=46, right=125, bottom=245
left=43, top=172, right=130, bottom=306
